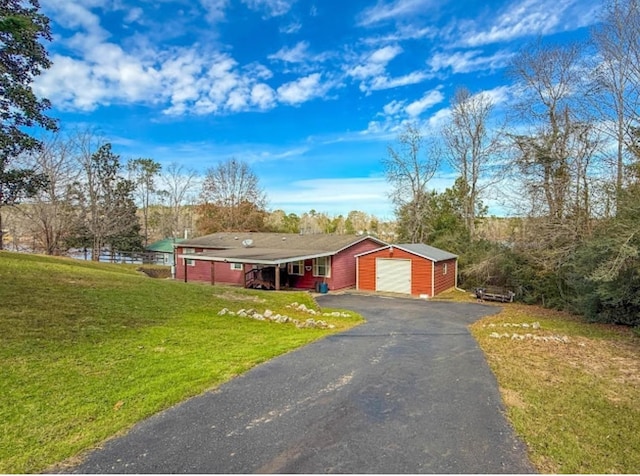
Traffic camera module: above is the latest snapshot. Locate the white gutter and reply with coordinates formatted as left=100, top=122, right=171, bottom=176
left=176, top=250, right=334, bottom=266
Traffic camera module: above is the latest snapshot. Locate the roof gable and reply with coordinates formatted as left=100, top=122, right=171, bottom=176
left=355, top=243, right=457, bottom=262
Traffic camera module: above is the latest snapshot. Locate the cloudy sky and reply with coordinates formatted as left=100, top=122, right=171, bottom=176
left=36, top=0, right=603, bottom=218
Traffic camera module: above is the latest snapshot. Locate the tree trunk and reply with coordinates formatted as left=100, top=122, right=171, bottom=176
left=0, top=209, right=3, bottom=251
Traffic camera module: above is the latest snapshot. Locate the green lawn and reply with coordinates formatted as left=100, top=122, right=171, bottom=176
left=466, top=297, right=640, bottom=474
left=0, top=252, right=362, bottom=473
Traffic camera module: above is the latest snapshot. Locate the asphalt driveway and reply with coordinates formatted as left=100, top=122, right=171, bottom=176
left=67, top=294, right=535, bottom=474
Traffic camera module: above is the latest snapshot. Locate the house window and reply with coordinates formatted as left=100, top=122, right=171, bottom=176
left=313, top=256, right=331, bottom=277
left=183, top=248, right=195, bottom=266
left=230, top=263, right=243, bottom=271
left=443, top=263, right=448, bottom=275
left=288, top=260, right=304, bottom=276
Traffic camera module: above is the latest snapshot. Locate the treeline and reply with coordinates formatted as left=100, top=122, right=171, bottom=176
left=385, top=0, right=640, bottom=327
left=0, top=134, right=394, bottom=258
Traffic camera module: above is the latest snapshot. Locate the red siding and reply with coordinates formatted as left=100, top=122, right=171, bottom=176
left=433, top=259, right=457, bottom=295
left=175, top=247, right=210, bottom=283
left=288, top=259, right=315, bottom=289
left=357, top=250, right=377, bottom=292
left=328, top=238, right=382, bottom=290
left=410, top=252, right=433, bottom=296
left=213, top=262, right=245, bottom=285
left=358, top=247, right=457, bottom=297
left=175, top=238, right=383, bottom=291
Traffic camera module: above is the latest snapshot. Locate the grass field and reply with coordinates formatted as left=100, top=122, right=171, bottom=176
left=455, top=291, right=640, bottom=474
left=0, top=252, right=362, bottom=473
left=3, top=253, right=639, bottom=474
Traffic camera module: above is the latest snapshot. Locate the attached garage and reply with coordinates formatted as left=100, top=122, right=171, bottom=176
left=356, top=243, right=458, bottom=297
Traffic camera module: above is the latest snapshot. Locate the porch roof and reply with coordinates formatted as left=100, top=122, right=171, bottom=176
left=177, top=247, right=334, bottom=265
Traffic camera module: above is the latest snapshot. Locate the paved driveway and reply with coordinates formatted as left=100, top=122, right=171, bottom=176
left=68, top=294, right=535, bottom=474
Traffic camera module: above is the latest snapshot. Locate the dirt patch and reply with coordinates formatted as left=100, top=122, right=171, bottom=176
left=216, top=291, right=266, bottom=303
left=501, top=388, right=527, bottom=409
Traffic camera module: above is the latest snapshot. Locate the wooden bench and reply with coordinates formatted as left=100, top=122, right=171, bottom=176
left=475, top=287, right=515, bottom=303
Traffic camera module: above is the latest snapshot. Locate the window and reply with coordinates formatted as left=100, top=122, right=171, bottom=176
left=288, top=260, right=304, bottom=276
left=313, top=256, right=331, bottom=277
left=230, top=263, right=243, bottom=271
left=183, top=248, right=195, bottom=266
left=443, top=263, right=448, bottom=275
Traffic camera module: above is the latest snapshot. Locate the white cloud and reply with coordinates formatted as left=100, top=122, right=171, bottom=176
left=251, top=83, right=277, bottom=109
left=358, top=0, right=437, bottom=26
left=481, top=85, right=513, bottom=108
left=369, top=45, right=403, bottom=64
left=405, top=89, right=444, bottom=116
left=426, top=107, right=452, bottom=129
left=199, top=0, right=230, bottom=23
left=347, top=45, right=428, bottom=93
left=369, top=71, right=430, bottom=91
left=277, top=73, right=329, bottom=105
left=383, top=100, right=406, bottom=116
left=41, top=0, right=105, bottom=32
left=428, top=49, right=514, bottom=74
left=242, top=0, right=296, bottom=17
left=124, top=7, right=143, bottom=23
left=268, top=41, right=310, bottom=63
left=347, top=45, right=402, bottom=79
left=455, top=0, right=602, bottom=47
left=361, top=25, right=436, bottom=45
left=280, top=21, right=302, bottom=34
left=347, top=45, right=398, bottom=85
left=37, top=1, right=337, bottom=115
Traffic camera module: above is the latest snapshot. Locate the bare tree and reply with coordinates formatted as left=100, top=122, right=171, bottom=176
left=508, top=41, right=595, bottom=225
left=127, top=158, right=161, bottom=246
left=156, top=162, right=198, bottom=239
left=442, top=87, right=503, bottom=237
left=198, top=157, right=267, bottom=233
left=16, top=132, right=80, bottom=254
left=590, top=0, right=640, bottom=206
left=383, top=122, right=440, bottom=243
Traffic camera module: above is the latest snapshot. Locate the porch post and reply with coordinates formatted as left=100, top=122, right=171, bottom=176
left=183, top=258, right=188, bottom=283
left=275, top=264, right=281, bottom=291
left=210, top=261, right=215, bottom=285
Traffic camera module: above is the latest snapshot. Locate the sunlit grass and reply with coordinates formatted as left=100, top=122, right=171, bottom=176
left=0, top=251, right=362, bottom=473
left=468, top=299, right=640, bottom=474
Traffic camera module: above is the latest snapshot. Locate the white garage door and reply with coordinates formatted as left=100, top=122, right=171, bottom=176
left=376, top=258, right=411, bottom=294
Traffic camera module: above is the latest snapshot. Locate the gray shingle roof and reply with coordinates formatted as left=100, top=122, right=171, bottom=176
left=395, top=243, right=457, bottom=262
left=180, top=232, right=385, bottom=253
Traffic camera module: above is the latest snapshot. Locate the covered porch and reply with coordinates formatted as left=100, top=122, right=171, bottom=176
left=177, top=247, right=332, bottom=291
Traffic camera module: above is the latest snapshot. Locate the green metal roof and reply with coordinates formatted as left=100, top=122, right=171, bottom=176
left=145, top=238, right=185, bottom=253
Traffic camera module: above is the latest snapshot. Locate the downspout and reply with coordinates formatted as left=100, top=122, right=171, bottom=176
left=455, top=259, right=465, bottom=292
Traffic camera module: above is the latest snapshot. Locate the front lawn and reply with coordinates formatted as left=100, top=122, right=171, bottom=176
left=0, top=252, right=362, bottom=473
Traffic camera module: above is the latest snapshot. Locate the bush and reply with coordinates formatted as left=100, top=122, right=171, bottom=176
left=137, top=266, right=171, bottom=279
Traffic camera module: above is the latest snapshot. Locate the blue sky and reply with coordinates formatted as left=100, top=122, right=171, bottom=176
left=35, top=0, right=603, bottom=219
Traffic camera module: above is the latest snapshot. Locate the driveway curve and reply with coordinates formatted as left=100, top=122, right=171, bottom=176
left=67, top=294, right=535, bottom=474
